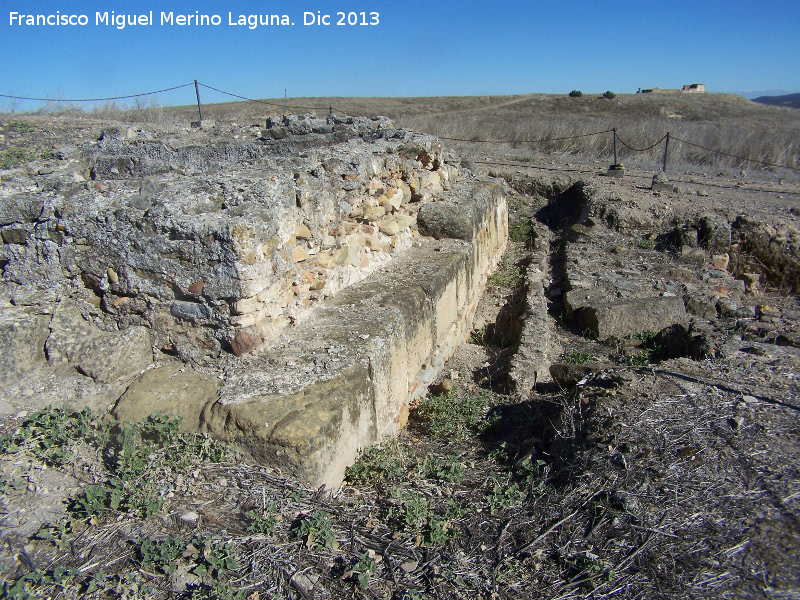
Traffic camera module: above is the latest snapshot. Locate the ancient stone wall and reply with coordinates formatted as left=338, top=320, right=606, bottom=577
left=0, top=113, right=508, bottom=487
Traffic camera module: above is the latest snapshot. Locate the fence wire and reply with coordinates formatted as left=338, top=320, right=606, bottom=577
left=198, top=82, right=356, bottom=119
left=0, top=83, right=195, bottom=103
left=615, top=133, right=668, bottom=153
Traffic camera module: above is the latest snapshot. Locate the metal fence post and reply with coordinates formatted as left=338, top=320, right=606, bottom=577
left=194, top=80, right=203, bottom=122
left=613, top=128, right=617, bottom=166
left=663, top=132, right=670, bottom=173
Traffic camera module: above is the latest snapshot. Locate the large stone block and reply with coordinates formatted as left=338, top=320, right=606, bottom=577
left=576, top=296, right=688, bottom=340
left=114, top=364, right=221, bottom=432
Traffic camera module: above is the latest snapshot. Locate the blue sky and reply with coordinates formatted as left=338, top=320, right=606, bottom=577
left=1, top=0, right=798, bottom=109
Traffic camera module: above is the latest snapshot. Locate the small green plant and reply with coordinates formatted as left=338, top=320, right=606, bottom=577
left=137, top=534, right=240, bottom=584
left=345, top=443, right=404, bottom=484
left=487, top=256, right=524, bottom=288
left=137, top=535, right=186, bottom=575
left=67, top=412, right=227, bottom=521
left=7, top=120, right=35, bottom=132
left=34, top=520, right=76, bottom=551
left=0, top=148, right=34, bottom=169
left=562, top=350, right=597, bottom=364
left=186, top=535, right=241, bottom=580
left=1, top=407, right=106, bottom=467
left=631, top=237, right=655, bottom=249
left=415, top=389, right=498, bottom=439
left=419, top=454, right=465, bottom=483
left=509, top=219, right=533, bottom=243
left=245, top=502, right=278, bottom=535
left=621, top=331, right=664, bottom=366
left=0, top=568, right=83, bottom=599
left=486, top=474, right=527, bottom=513
left=293, top=510, right=337, bottom=549
left=603, top=91, right=616, bottom=99
left=386, top=491, right=463, bottom=544
left=0, top=472, right=24, bottom=499
left=351, top=552, right=378, bottom=588
left=569, top=90, right=583, bottom=98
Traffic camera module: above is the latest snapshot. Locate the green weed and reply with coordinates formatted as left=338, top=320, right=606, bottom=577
left=351, top=552, right=378, bottom=589
left=245, top=501, right=278, bottom=535
left=386, top=491, right=463, bottom=544
left=509, top=219, right=533, bottom=243
left=562, top=350, right=597, bottom=364
left=7, top=121, right=35, bottom=132
left=0, top=148, right=51, bottom=169
left=1, top=407, right=106, bottom=467
left=415, top=389, right=498, bottom=439
left=345, top=443, right=404, bottom=485
left=418, top=454, right=465, bottom=483
left=487, top=256, right=524, bottom=288
left=631, top=237, right=655, bottom=249
left=66, top=412, right=227, bottom=521
left=293, top=510, right=337, bottom=549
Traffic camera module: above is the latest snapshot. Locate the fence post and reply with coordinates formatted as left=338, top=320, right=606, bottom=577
left=663, top=132, right=670, bottom=173
left=329, top=106, right=333, bottom=116
left=613, top=128, right=617, bottom=166
left=284, top=89, right=287, bottom=115
left=194, top=80, right=203, bottom=122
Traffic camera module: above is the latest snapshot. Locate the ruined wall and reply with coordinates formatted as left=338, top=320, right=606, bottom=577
left=0, top=114, right=461, bottom=363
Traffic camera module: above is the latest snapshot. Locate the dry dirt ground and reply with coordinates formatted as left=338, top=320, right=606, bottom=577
left=1, top=113, right=799, bottom=599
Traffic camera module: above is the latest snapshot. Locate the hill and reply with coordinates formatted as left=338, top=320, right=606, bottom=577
left=752, top=92, right=800, bottom=109
left=164, top=91, right=800, bottom=171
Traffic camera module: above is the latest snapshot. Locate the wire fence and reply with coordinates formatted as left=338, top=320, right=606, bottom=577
left=1, top=81, right=798, bottom=173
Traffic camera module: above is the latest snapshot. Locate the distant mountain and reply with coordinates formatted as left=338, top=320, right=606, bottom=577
left=752, top=93, right=800, bottom=109
left=739, top=90, right=792, bottom=99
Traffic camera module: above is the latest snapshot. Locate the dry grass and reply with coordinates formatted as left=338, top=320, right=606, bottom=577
left=4, top=91, right=798, bottom=171
left=155, top=92, right=800, bottom=171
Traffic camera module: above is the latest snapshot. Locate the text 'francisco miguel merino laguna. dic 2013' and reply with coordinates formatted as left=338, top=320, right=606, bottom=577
left=8, top=11, right=381, bottom=29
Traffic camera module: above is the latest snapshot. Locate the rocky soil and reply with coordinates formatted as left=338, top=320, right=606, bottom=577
left=1, top=112, right=799, bottom=598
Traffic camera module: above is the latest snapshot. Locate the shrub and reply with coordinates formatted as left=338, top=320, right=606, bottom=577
left=603, top=90, right=616, bottom=99
left=569, top=90, right=583, bottom=98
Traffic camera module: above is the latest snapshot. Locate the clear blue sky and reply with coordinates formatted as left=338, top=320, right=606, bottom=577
left=2, top=0, right=798, bottom=109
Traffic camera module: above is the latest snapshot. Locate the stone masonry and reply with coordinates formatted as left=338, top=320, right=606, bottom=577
left=0, top=113, right=507, bottom=487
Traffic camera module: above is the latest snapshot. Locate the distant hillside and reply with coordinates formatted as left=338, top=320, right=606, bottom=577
left=752, top=93, right=800, bottom=109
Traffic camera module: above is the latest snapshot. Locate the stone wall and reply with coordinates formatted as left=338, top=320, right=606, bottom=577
left=1, top=114, right=463, bottom=363
left=0, top=114, right=509, bottom=487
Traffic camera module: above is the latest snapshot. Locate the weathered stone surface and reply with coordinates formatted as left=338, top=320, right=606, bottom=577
left=113, top=364, right=220, bottom=432
left=46, top=300, right=152, bottom=384
left=698, top=214, right=731, bottom=253
left=418, top=181, right=504, bottom=242
left=170, top=301, right=211, bottom=323
left=0, top=308, right=51, bottom=386
left=0, top=114, right=508, bottom=489
left=685, top=293, right=718, bottom=318
left=576, top=296, right=688, bottom=340
left=418, top=202, right=473, bottom=240
left=510, top=224, right=556, bottom=392
left=732, top=217, right=800, bottom=288
left=0, top=194, right=44, bottom=226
